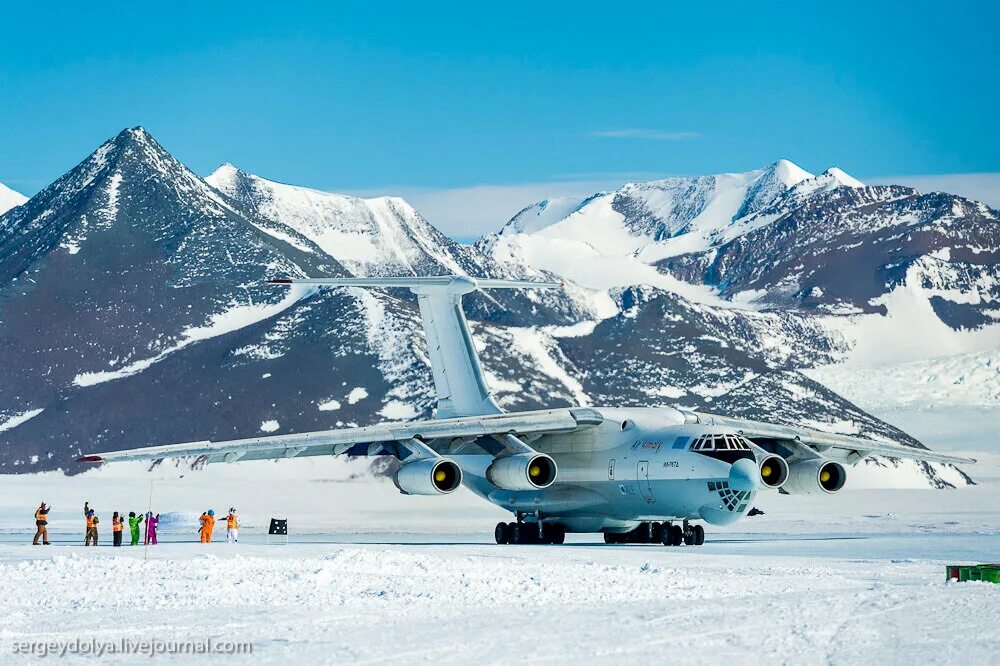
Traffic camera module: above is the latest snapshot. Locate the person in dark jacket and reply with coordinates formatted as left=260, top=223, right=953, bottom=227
left=84, top=502, right=99, bottom=546
left=33, top=502, right=51, bottom=545
left=112, top=511, right=124, bottom=547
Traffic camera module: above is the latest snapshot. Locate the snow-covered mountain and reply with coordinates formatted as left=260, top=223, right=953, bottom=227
left=484, top=160, right=1000, bottom=364
left=207, top=164, right=473, bottom=278
left=205, top=164, right=597, bottom=327
left=0, top=182, right=27, bottom=215
left=0, top=133, right=973, bottom=488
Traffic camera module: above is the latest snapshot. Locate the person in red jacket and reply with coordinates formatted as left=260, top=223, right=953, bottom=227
left=32, top=502, right=51, bottom=545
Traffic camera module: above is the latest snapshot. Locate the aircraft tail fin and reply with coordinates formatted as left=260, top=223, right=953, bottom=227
left=270, top=275, right=563, bottom=419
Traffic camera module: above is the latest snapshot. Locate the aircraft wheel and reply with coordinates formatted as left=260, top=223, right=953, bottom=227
left=683, top=529, right=696, bottom=546
left=548, top=523, right=566, bottom=545
left=650, top=522, right=663, bottom=543
left=639, top=522, right=657, bottom=543
left=693, top=524, right=705, bottom=546
left=495, top=522, right=510, bottom=545
left=667, top=524, right=683, bottom=546
left=511, top=522, right=525, bottom=544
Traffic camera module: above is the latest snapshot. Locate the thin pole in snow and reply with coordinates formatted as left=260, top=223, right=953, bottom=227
left=144, top=479, right=153, bottom=562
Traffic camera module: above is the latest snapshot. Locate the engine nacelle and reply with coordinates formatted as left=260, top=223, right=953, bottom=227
left=393, top=458, right=463, bottom=495
left=783, top=459, right=847, bottom=495
left=486, top=453, right=557, bottom=490
left=758, top=455, right=789, bottom=489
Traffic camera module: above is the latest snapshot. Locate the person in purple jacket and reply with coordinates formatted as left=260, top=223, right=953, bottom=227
left=144, top=512, right=159, bottom=545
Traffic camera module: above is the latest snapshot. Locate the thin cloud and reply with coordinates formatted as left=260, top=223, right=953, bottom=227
left=588, top=129, right=700, bottom=141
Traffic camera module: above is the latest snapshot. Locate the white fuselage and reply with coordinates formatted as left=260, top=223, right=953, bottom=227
left=452, top=407, right=761, bottom=533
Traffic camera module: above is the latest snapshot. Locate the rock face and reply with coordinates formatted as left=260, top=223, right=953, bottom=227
left=0, top=131, right=978, bottom=488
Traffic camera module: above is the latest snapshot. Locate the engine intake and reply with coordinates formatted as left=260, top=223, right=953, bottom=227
left=783, top=459, right=847, bottom=495
left=486, top=453, right=557, bottom=490
left=393, top=458, right=463, bottom=495
left=758, top=455, right=789, bottom=489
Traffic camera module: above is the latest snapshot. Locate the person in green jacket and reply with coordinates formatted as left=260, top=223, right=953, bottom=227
left=128, top=511, right=144, bottom=546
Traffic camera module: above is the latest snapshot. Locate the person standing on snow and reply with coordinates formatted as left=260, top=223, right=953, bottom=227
left=112, top=512, right=124, bottom=547
left=33, top=502, right=51, bottom=545
left=199, top=510, right=215, bottom=543
left=84, top=502, right=99, bottom=546
left=145, top=512, right=159, bottom=545
left=226, top=508, right=239, bottom=543
left=128, top=511, right=143, bottom=546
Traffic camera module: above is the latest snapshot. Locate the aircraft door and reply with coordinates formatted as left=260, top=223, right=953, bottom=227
left=637, top=460, right=654, bottom=504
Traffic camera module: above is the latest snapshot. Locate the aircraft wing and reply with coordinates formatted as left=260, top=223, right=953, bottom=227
left=690, top=411, right=976, bottom=465
left=79, top=408, right=604, bottom=465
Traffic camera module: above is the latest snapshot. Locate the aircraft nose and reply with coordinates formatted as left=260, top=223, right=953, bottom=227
left=728, top=458, right=760, bottom=492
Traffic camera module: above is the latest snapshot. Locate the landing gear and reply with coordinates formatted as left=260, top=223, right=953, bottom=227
left=665, top=521, right=705, bottom=547
left=494, top=522, right=511, bottom=544
left=496, top=520, right=566, bottom=545
left=604, top=522, right=665, bottom=544
left=683, top=524, right=705, bottom=546
left=663, top=524, right=683, bottom=546
left=602, top=521, right=705, bottom=546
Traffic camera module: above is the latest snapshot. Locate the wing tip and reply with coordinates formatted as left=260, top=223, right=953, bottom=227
left=269, top=278, right=293, bottom=284
left=77, top=455, right=104, bottom=464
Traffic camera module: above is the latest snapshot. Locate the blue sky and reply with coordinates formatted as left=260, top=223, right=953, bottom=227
left=1, top=2, right=997, bottom=236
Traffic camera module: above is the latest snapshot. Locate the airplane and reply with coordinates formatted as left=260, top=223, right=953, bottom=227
left=81, top=275, right=976, bottom=546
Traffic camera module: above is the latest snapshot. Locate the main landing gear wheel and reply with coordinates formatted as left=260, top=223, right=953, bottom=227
left=547, top=523, right=566, bottom=545
left=662, top=524, right=683, bottom=547
left=498, top=521, right=566, bottom=545
left=495, top=522, right=511, bottom=544
left=693, top=524, right=705, bottom=546
left=510, top=522, right=526, bottom=544
left=638, top=522, right=660, bottom=543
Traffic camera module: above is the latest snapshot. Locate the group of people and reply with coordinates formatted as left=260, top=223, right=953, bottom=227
left=32, top=501, right=240, bottom=546
left=198, top=508, right=239, bottom=543
left=86, top=502, right=158, bottom=547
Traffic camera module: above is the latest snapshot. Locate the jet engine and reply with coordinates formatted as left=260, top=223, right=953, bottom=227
left=782, top=459, right=846, bottom=495
left=758, top=455, right=789, bottom=489
left=393, top=458, right=463, bottom=495
left=486, top=452, right=557, bottom=491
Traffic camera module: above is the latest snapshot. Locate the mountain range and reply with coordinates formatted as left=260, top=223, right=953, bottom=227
left=2, top=127, right=996, bottom=489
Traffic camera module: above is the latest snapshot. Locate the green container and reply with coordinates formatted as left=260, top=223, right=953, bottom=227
left=946, top=564, right=1000, bottom=583
left=978, top=566, right=1000, bottom=584
left=946, top=565, right=972, bottom=581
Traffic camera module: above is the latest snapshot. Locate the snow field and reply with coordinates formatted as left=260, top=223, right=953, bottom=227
left=1, top=539, right=997, bottom=664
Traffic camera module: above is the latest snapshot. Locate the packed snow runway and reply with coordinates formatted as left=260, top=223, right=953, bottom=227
left=1, top=528, right=998, bottom=664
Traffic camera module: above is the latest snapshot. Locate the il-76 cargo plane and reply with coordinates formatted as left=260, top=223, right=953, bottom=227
left=83, top=276, right=975, bottom=546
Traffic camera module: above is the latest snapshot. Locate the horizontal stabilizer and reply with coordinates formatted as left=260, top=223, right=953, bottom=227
left=270, top=275, right=562, bottom=294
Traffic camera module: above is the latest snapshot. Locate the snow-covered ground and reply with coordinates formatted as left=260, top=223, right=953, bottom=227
left=1, top=409, right=998, bottom=664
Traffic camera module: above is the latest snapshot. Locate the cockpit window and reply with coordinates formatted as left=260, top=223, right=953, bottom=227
left=691, top=434, right=752, bottom=451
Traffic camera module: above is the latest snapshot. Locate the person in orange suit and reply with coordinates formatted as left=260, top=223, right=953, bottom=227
left=199, top=509, right=216, bottom=543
